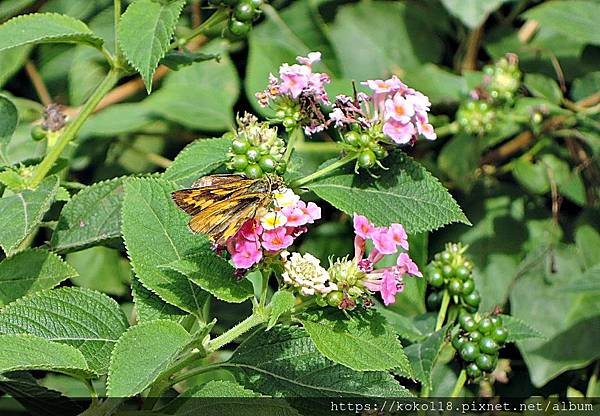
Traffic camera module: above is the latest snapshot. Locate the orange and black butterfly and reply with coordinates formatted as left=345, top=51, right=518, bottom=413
left=171, top=174, right=284, bottom=246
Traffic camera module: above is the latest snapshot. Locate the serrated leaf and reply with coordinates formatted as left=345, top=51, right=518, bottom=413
left=160, top=50, right=220, bottom=71
left=299, top=309, right=412, bottom=374
left=0, top=334, right=93, bottom=378
left=305, top=152, right=469, bottom=233
left=122, top=177, right=210, bottom=314
left=405, top=328, right=446, bottom=389
left=227, top=326, right=411, bottom=403
left=107, top=319, right=191, bottom=397
left=50, top=177, right=125, bottom=253
left=0, top=94, right=18, bottom=160
left=0, top=248, right=77, bottom=305
left=0, top=13, right=104, bottom=52
left=131, top=275, right=186, bottom=323
left=524, top=0, right=600, bottom=45
left=162, top=253, right=253, bottom=304
left=163, top=136, right=233, bottom=187
left=0, top=287, right=128, bottom=375
left=0, top=175, right=59, bottom=256
left=499, top=315, right=544, bottom=343
left=119, top=0, right=186, bottom=92
left=267, top=291, right=296, bottom=330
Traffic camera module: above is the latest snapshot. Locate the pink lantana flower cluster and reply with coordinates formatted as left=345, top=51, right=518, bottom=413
left=330, top=75, right=437, bottom=145
left=226, top=188, right=321, bottom=269
left=352, top=214, right=422, bottom=305
left=256, top=52, right=330, bottom=135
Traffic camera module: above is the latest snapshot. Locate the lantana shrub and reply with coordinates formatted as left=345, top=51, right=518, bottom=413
left=0, top=0, right=598, bottom=413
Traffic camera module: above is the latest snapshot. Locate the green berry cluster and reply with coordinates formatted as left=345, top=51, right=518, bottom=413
left=209, top=0, right=264, bottom=39
left=483, top=53, right=521, bottom=102
left=226, top=113, right=286, bottom=179
left=314, top=258, right=370, bottom=310
left=426, top=243, right=480, bottom=312
left=452, top=312, right=509, bottom=381
left=456, top=100, right=495, bottom=136
left=342, top=126, right=389, bottom=170
left=274, top=103, right=302, bottom=133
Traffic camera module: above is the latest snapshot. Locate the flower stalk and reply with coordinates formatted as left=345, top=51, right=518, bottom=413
left=290, top=153, right=358, bottom=188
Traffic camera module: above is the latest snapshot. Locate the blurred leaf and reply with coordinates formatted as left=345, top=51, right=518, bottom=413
left=438, top=133, right=480, bottom=191
left=0, top=176, right=59, bottom=256
left=39, top=0, right=98, bottom=21
left=524, top=74, right=563, bottom=105
left=540, top=154, right=587, bottom=206
left=51, top=177, right=125, bottom=253
left=107, top=320, right=191, bottom=397
left=403, top=64, right=467, bottom=105
left=571, top=71, right=600, bottom=101
left=563, top=264, right=600, bottom=293
left=0, top=94, right=18, bottom=158
left=79, top=103, right=154, bottom=138
left=118, top=0, right=186, bottom=92
left=122, top=177, right=210, bottom=315
left=267, top=291, right=296, bottom=330
left=473, top=253, right=518, bottom=313
left=0, top=46, right=31, bottom=88
left=0, top=13, right=104, bottom=52
left=306, top=152, right=469, bottom=234
left=575, top=224, right=600, bottom=268
left=162, top=253, right=254, bottom=304
left=131, top=274, right=186, bottom=323
left=440, top=0, right=509, bottom=29
left=66, top=246, right=129, bottom=296
left=299, top=309, right=412, bottom=374
left=0, top=248, right=77, bottom=306
left=163, top=136, right=232, bottom=187
left=0, top=0, right=37, bottom=21
left=68, top=47, right=108, bottom=105
left=524, top=1, right=600, bottom=45
left=512, top=158, right=550, bottom=194
left=405, top=327, right=446, bottom=389
left=0, top=287, right=128, bottom=374
left=160, top=50, right=220, bottom=71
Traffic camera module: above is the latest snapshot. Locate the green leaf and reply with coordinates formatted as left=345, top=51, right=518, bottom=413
left=499, top=315, right=544, bottom=343
left=118, top=0, right=186, bottom=92
left=440, top=0, right=509, bottom=29
left=122, top=177, right=210, bottom=314
left=403, top=64, right=467, bottom=105
left=0, top=13, right=104, bottom=52
left=107, top=319, right=191, bottom=397
left=66, top=246, right=129, bottom=296
left=51, top=177, right=125, bottom=253
left=524, top=1, right=600, bottom=45
left=563, top=264, right=600, bottom=293
left=0, top=46, right=31, bottom=89
left=299, top=309, right=412, bottom=374
left=512, top=158, right=550, bottom=194
left=0, top=0, right=37, bottom=21
left=160, top=50, right=220, bottom=71
left=0, top=94, right=18, bottom=156
left=0, top=176, right=59, bottom=256
left=79, top=103, right=153, bottom=138
left=575, top=224, right=600, bottom=269
left=376, top=307, right=436, bottom=343
left=405, top=328, right=446, bottom=389
left=305, top=152, right=469, bottom=233
left=131, top=275, right=186, bottom=323
left=267, top=291, right=296, bottom=330
left=227, top=326, right=410, bottom=402
left=162, top=253, right=253, bottom=304
left=68, top=47, right=108, bottom=106
left=163, top=136, right=233, bottom=187
left=571, top=71, right=600, bottom=101
left=0, top=334, right=93, bottom=378
left=438, top=133, right=481, bottom=192
left=0, top=248, right=77, bottom=306
left=143, top=41, right=239, bottom=130
left=523, top=73, right=563, bottom=105
left=0, top=287, right=128, bottom=375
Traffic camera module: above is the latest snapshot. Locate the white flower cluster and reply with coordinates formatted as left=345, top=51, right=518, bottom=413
left=281, top=251, right=337, bottom=296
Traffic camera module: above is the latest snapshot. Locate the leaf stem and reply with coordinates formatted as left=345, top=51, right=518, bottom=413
left=206, top=310, right=268, bottom=353
left=434, top=121, right=459, bottom=138
left=451, top=369, right=467, bottom=397
left=259, top=268, right=271, bottom=308
left=290, top=153, right=358, bottom=188
left=283, top=127, right=303, bottom=164
left=30, top=69, right=120, bottom=187
left=170, top=9, right=228, bottom=49
left=114, top=0, right=121, bottom=60
left=169, top=363, right=223, bottom=387
left=435, top=290, right=450, bottom=331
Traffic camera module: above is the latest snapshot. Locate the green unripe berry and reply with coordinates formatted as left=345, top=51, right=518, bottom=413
left=442, top=264, right=454, bottom=278
left=244, top=164, right=263, bottom=179
left=371, top=143, right=388, bottom=159
left=344, top=131, right=361, bottom=147
left=258, top=155, right=277, bottom=173
left=222, top=131, right=235, bottom=140
left=479, top=337, right=499, bottom=354
left=459, top=342, right=480, bottom=362
left=490, top=315, right=502, bottom=327
left=275, top=110, right=286, bottom=119
left=441, top=251, right=452, bottom=262
left=452, top=335, right=467, bottom=350
left=426, top=292, right=441, bottom=310
left=459, top=316, right=477, bottom=332
left=282, top=117, right=296, bottom=130
left=231, top=154, right=249, bottom=171
left=231, top=138, right=250, bottom=154
left=327, top=291, right=343, bottom=307
left=275, top=161, right=287, bottom=175
left=478, top=318, right=494, bottom=335
left=228, top=19, right=251, bottom=37
left=249, top=0, right=263, bottom=7
left=463, top=290, right=481, bottom=308
left=234, top=1, right=255, bottom=22
left=466, top=362, right=482, bottom=379
left=461, top=279, right=475, bottom=295
left=246, top=148, right=260, bottom=162
left=358, top=150, right=376, bottom=168
left=475, top=354, right=495, bottom=371
left=491, top=327, right=508, bottom=345
left=448, top=278, right=463, bottom=295
left=456, top=266, right=470, bottom=280
left=31, top=125, right=47, bottom=141
left=428, top=270, right=444, bottom=287
left=469, top=331, right=482, bottom=343
left=359, top=133, right=371, bottom=147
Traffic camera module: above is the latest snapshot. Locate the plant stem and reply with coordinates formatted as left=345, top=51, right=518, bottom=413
left=434, top=122, right=459, bottom=138
left=283, top=127, right=303, bottom=164
left=30, top=69, right=120, bottom=187
left=206, top=311, right=268, bottom=353
left=259, top=268, right=271, bottom=308
left=296, top=141, right=343, bottom=153
left=114, top=0, right=121, bottom=59
left=587, top=361, right=599, bottom=397
left=435, top=290, right=450, bottom=331
left=169, top=363, right=222, bottom=386
left=290, top=153, right=358, bottom=188
left=170, top=9, right=228, bottom=49
left=451, top=369, right=467, bottom=397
